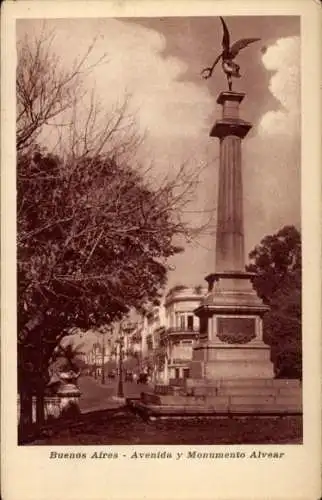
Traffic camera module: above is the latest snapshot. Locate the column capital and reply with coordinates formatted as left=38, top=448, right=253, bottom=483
left=210, top=119, right=252, bottom=139
left=216, top=91, right=246, bottom=106
left=211, top=90, right=252, bottom=139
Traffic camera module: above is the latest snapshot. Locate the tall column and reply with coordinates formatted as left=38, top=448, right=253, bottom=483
left=211, top=91, right=251, bottom=273
left=191, top=90, right=274, bottom=380
left=216, top=136, right=244, bottom=271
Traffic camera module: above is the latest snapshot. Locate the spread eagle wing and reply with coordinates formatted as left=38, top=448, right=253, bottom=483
left=229, top=38, right=261, bottom=57
left=220, top=17, right=230, bottom=52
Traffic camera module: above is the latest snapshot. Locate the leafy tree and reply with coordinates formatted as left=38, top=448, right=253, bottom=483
left=246, top=225, right=302, bottom=378
left=18, top=152, right=186, bottom=333
left=18, top=148, right=194, bottom=423
left=17, top=29, right=206, bottom=427
left=247, top=225, right=301, bottom=303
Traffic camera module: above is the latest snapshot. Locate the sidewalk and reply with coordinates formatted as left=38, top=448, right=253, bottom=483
left=77, top=375, right=145, bottom=414
left=78, top=376, right=121, bottom=413
left=80, top=403, right=126, bottom=413
left=80, top=398, right=127, bottom=414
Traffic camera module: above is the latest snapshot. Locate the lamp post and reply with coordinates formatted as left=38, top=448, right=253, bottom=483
left=101, top=331, right=106, bottom=385
left=98, top=325, right=113, bottom=385
left=93, top=344, right=98, bottom=379
left=116, top=320, right=134, bottom=398
left=117, top=335, right=124, bottom=398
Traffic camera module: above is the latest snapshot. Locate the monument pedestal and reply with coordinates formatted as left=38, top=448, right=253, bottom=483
left=189, top=91, right=275, bottom=389
left=190, top=343, right=274, bottom=380
left=191, top=271, right=275, bottom=381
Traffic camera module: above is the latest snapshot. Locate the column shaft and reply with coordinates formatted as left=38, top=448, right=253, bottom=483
left=216, top=135, right=244, bottom=272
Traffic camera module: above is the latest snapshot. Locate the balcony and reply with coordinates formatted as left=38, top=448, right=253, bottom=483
left=170, top=358, right=191, bottom=365
left=166, top=326, right=199, bottom=336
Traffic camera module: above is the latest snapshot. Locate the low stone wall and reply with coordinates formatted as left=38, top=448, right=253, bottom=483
left=186, top=378, right=300, bottom=387
left=140, top=378, right=302, bottom=415
left=17, top=396, right=62, bottom=424
left=17, top=394, right=80, bottom=424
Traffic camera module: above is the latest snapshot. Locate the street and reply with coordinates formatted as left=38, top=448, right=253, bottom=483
left=78, top=375, right=151, bottom=413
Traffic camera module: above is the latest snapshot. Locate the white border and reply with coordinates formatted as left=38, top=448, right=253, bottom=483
left=1, top=1, right=321, bottom=500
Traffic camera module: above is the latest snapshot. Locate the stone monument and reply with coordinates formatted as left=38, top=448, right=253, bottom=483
left=130, top=18, right=302, bottom=418
left=190, top=90, right=275, bottom=382
left=131, top=89, right=302, bottom=416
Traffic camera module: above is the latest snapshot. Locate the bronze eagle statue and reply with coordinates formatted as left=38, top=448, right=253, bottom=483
left=201, top=17, right=260, bottom=91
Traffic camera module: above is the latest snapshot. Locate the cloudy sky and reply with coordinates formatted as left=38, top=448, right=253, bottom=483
left=17, top=16, right=301, bottom=296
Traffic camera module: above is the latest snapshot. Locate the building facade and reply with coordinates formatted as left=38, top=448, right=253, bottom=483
left=161, top=285, right=207, bottom=382
left=87, top=342, right=111, bottom=377
left=87, top=289, right=207, bottom=384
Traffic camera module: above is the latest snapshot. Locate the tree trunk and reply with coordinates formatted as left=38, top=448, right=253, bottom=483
left=36, top=390, right=45, bottom=426
left=35, top=327, right=45, bottom=427
left=19, top=388, right=33, bottom=429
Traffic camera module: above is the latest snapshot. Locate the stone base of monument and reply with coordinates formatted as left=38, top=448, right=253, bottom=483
left=190, top=341, right=275, bottom=379
left=129, top=378, right=302, bottom=420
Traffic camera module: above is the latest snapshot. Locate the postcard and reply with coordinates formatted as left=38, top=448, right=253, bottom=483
left=1, top=0, right=321, bottom=499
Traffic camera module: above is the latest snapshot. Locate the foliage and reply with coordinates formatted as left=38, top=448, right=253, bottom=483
left=247, top=225, right=301, bottom=378
left=47, top=335, right=86, bottom=387
left=247, top=225, right=301, bottom=303
left=217, top=331, right=256, bottom=344
left=18, top=151, right=184, bottom=330
left=17, top=148, right=190, bottom=394
left=16, top=29, right=207, bottom=410
left=131, top=332, right=142, bottom=343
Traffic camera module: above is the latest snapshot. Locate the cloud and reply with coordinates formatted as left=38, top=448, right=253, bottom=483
left=49, top=19, right=213, bottom=155
left=18, top=19, right=214, bottom=173
left=93, top=20, right=214, bottom=174
left=258, top=37, right=300, bottom=137
left=96, top=21, right=213, bottom=140
left=243, top=36, right=300, bottom=254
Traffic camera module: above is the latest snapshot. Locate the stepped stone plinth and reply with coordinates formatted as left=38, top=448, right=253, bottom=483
left=130, top=379, right=301, bottom=417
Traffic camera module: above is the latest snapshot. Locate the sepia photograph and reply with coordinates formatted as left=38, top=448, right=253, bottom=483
left=2, top=1, right=322, bottom=499
left=16, top=14, right=303, bottom=447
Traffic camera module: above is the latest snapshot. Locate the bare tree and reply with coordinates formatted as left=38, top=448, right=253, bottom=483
left=17, top=28, right=215, bottom=431
left=17, top=27, right=140, bottom=160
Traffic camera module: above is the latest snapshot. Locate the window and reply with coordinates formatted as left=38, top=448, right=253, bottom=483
left=180, top=315, right=185, bottom=329
left=187, top=315, right=194, bottom=330
left=182, top=340, right=192, bottom=345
